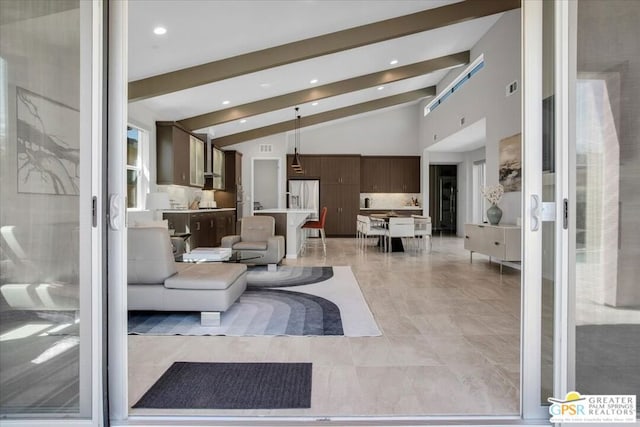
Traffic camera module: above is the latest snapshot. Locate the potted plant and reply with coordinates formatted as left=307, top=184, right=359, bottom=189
left=481, top=184, right=504, bottom=225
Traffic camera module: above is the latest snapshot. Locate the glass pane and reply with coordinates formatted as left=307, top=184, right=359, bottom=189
left=574, top=0, right=640, bottom=410
left=127, top=126, right=139, bottom=167
left=0, top=0, right=88, bottom=417
left=127, top=169, right=138, bottom=209
left=540, top=0, right=555, bottom=403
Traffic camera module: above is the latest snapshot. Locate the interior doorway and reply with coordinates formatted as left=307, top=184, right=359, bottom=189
left=252, top=158, right=280, bottom=211
left=429, top=164, right=458, bottom=234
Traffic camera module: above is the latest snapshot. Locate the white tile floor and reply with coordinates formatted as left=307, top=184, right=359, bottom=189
left=129, top=235, right=521, bottom=416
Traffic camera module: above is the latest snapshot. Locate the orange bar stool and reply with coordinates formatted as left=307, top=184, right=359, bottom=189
left=301, top=207, right=327, bottom=256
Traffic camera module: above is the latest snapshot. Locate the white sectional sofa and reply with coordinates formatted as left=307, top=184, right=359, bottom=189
left=127, top=227, right=247, bottom=325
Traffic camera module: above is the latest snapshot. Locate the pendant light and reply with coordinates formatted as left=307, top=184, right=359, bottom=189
left=291, top=107, right=303, bottom=173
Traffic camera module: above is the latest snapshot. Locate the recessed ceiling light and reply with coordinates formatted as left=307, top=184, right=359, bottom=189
left=222, top=100, right=230, bottom=105
left=240, top=119, right=247, bottom=124
left=153, top=26, right=167, bottom=35
left=390, top=59, right=399, bottom=65
left=260, top=83, right=271, bottom=88
left=312, top=102, right=319, bottom=106
left=310, top=79, right=318, bottom=84
left=377, top=86, right=385, bottom=90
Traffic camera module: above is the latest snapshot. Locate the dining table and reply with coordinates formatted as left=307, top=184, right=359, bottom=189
left=368, top=212, right=408, bottom=252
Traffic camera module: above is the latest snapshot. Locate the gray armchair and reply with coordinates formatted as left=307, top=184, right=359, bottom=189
left=221, top=216, right=285, bottom=265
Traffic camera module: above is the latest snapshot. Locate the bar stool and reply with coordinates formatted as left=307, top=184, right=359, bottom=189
left=301, top=207, right=327, bottom=256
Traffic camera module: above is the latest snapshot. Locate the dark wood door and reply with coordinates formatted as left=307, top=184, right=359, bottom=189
left=172, top=127, right=190, bottom=186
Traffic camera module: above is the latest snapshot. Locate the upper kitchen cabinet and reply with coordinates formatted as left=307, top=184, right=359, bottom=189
left=189, top=135, right=205, bottom=187
left=211, top=145, right=225, bottom=190
left=214, top=150, right=243, bottom=209
left=360, top=156, right=420, bottom=193
left=286, top=154, right=322, bottom=178
left=156, top=122, right=205, bottom=187
left=389, top=157, right=420, bottom=193
left=320, top=155, right=360, bottom=185
left=361, top=157, right=390, bottom=192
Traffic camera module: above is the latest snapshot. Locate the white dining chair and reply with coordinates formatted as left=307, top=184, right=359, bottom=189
left=385, top=217, right=415, bottom=252
left=412, top=215, right=432, bottom=252
left=358, top=215, right=386, bottom=252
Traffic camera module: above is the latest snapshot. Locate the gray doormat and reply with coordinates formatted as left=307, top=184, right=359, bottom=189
left=133, top=362, right=312, bottom=409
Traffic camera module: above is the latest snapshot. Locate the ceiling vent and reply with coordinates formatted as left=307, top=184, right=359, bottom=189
left=259, top=144, right=273, bottom=153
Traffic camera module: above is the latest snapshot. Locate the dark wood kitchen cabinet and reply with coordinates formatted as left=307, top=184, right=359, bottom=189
left=320, top=183, right=359, bottom=236
left=163, top=210, right=236, bottom=250
left=389, top=157, right=420, bottom=193
left=360, top=156, right=420, bottom=193
left=156, top=122, right=205, bottom=187
left=360, top=157, right=390, bottom=192
left=286, top=154, right=322, bottom=178
left=320, top=155, right=360, bottom=185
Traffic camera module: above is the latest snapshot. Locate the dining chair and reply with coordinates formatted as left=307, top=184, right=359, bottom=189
left=301, top=207, right=328, bottom=256
left=412, top=215, right=432, bottom=252
left=385, top=217, right=415, bottom=252
left=358, top=215, right=386, bottom=252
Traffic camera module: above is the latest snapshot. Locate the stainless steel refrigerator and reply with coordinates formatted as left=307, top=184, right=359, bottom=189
left=287, top=179, right=320, bottom=237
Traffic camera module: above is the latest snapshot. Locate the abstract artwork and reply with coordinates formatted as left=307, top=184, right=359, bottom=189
left=499, top=133, right=522, bottom=192
left=16, top=87, right=79, bottom=195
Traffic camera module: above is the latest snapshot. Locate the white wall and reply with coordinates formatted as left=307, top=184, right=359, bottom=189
left=228, top=103, right=421, bottom=216
left=228, top=133, right=288, bottom=215
left=291, top=104, right=420, bottom=155
left=419, top=10, right=522, bottom=226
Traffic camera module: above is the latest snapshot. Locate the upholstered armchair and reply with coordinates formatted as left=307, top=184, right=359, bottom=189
left=221, top=216, right=285, bottom=265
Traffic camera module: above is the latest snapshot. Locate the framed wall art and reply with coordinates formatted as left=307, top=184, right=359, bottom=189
left=16, top=87, right=80, bottom=195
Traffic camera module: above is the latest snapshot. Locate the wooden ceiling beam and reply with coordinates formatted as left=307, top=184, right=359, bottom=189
left=213, top=87, right=435, bottom=147
left=129, top=0, right=520, bottom=101
left=178, top=51, right=468, bottom=131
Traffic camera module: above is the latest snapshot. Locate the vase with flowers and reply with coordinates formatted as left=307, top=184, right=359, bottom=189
left=481, top=184, right=504, bottom=225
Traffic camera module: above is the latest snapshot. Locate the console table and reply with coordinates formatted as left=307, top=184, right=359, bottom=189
left=464, top=224, right=521, bottom=273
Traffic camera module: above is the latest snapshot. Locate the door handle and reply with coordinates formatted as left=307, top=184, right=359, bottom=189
left=531, top=194, right=541, bottom=231
left=108, top=194, right=124, bottom=231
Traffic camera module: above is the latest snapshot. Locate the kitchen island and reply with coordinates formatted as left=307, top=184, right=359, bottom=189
left=254, top=209, right=315, bottom=259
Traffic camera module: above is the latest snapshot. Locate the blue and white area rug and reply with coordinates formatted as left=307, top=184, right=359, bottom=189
left=128, top=266, right=381, bottom=337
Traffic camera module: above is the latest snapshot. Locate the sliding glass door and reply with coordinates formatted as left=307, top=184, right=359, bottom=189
left=0, top=0, right=105, bottom=425
left=570, top=0, right=640, bottom=413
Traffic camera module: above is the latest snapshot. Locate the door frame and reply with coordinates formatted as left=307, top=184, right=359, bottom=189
left=520, top=0, right=574, bottom=419
left=111, top=2, right=571, bottom=425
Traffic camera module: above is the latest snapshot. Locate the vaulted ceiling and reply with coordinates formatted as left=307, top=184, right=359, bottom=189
left=128, top=0, right=520, bottom=146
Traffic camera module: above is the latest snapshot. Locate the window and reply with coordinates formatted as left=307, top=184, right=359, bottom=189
left=126, top=125, right=148, bottom=209
left=424, top=55, right=485, bottom=116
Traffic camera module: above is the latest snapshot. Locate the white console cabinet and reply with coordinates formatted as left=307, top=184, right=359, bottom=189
left=464, top=224, right=521, bottom=272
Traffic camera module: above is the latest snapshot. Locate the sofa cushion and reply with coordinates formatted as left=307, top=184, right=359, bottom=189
left=164, top=263, right=247, bottom=290
left=241, top=216, right=274, bottom=242
left=128, top=227, right=177, bottom=284
left=233, top=241, right=268, bottom=251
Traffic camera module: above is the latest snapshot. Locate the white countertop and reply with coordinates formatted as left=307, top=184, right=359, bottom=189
left=254, top=208, right=316, bottom=214
left=161, top=208, right=236, bottom=213
left=360, top=207, right=422, bottom=211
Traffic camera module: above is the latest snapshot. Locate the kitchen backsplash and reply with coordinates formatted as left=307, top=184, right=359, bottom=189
left=359, top=193, right=422, bottom=209
left=157, top=185, right=204, bottom=209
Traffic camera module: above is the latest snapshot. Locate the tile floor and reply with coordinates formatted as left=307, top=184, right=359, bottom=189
left=129, top=235, right=521, bottom=416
